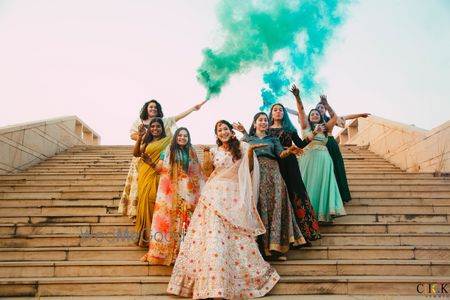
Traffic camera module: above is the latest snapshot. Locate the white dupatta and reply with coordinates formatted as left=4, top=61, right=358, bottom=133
left=200, top=142, right=265, bottom=236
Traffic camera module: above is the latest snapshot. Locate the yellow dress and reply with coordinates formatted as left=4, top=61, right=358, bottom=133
left=135, top=136, right=171, bottom=247
left=118, top=117, right=177, bottom=218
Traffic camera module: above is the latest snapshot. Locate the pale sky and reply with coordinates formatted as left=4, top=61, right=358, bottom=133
left=0, top=0, right=449, bottom=145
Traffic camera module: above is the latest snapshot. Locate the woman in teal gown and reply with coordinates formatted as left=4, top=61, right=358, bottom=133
left=290, top=85, right=346, bottom=222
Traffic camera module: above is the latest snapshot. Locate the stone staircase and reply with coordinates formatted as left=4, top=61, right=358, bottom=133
left=0, top=145, right=449, bottom=297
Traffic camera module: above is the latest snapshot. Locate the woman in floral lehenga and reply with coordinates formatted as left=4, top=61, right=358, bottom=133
left=268, top=103, right=320, bottom=243
left=142, top=127, right=204, bottom=265
left=134, top=118, right=171, bottom=247
left=118, top=99, right=207, bottom=221
left=168, top=120, right=279, bottom=299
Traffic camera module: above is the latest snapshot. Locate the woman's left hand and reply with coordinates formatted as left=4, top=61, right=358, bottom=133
left=288, top=145, right=305, bottom=156
left=194, top=100, right=208, bottom=110
left=141, top=153, right=153, bottom=165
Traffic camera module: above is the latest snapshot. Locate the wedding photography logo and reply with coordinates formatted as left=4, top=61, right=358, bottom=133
left=79, top=227, right=186, bottom=243
left=417, top=282, right=449, bottom=298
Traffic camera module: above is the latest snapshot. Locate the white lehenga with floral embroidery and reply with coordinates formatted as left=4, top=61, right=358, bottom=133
left=167, top=142, right=280, bottom=299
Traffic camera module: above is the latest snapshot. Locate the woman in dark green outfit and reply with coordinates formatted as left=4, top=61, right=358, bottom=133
left=268, top=103, right=320, bottom=242
left=316, top=96, right=370, bottom=203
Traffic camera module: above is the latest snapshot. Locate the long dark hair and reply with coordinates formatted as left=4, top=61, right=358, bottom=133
left=140, top=99, right=164, bottom=120
left=142, top=117, right=166, bottom=144
left=248, top=112, right=268, bottom=136
left=308, top=109, right=328, bottom=137
left=269, top=103, right=297, bottom=134
left=168, top=127, right=192, bottom=171
left=215, top=120, right=241, bottom=162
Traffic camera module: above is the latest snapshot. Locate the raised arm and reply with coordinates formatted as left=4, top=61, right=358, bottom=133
left=174, top=100, right=207, bottom=122
left=290, top=84, right=308, bottom=130
left=133, top=125, right=146, bottom=157
left=129, top=119, right=141, bottom=141
left=201, top=146, right=214, bottom=177
left=342, top=113, right=371, bottom=120
left=320, top=95, right=337, bottom=132
left=292, top=131, right=308, bottom=148
left=285, top=107, right=299, bottom=116
left=232, top=122, right=248, bottom=135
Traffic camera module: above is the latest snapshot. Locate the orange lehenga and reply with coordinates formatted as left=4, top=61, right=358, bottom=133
left=167, top=142, right=280, bottom=299
left=143, top=146, right=205, bottom=265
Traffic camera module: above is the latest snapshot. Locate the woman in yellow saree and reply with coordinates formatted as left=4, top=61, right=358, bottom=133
left=134, top=118, right=171, bottom=247
left=118, top=99, right=207, bottom=222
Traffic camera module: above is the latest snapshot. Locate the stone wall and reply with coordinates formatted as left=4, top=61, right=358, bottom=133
left=0, top=116, right=100, bottom=174
left=335, top=115, right=450, bottom=173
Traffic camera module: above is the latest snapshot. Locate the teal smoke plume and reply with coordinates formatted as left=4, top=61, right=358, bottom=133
left=197, top=0, right=350, bottom=103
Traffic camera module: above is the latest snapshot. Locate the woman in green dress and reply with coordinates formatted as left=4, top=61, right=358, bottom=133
left=291, top=85, right=346, bottom=222
left=316, top=98, right=370, bottom=203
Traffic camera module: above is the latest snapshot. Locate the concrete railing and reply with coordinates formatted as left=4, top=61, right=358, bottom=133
left=0, top=116, right=100, bottom=174
left=335, top=115, right=450, bottom=174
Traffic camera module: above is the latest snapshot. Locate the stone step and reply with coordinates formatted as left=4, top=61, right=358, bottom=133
left=0, top=206, right=115, bottom=216
left=1, top=221, right=449, bottom=237
left=349, top=198, right=450, bottom=206
left=17, top=170, right=409, bottom=175
left=0, top=191, right=121, bottom=200
left=4, top=189, right=445, bottom=198
left=345, top=171, right=406, bottom=174
left=334, top=213, right=450, bottom=224
left=1, top=233, right=449, bottom=248
left=2, top=211, right=448, bottom=224
left=312, top=233, right=450, bottom=246
left=0, top=172, right=437, bottom=181
left=2, top=275, right=448, bottom=296
left=0, top=180, right=126, bottom=186
left=0, top=259, right=449, bottom=278
left=348, top=179, right=450, bottom=185
left=342, top=163, right=398, bottom=167
left=0, top=174, right=128, bottom=181
left=3, top=183, right=449, bottom=192
left=46, top=158, right=132, bottom=161
left=44, top=155, right=132, bottom=159
left=347, top=173, right=436, bottom=178
left=0, top=214, right=129, bottom=225
left=34, top=164, right=132, bottom=168
left=344, top=205, right=450, bottom=214
left=25, top=168, right=131, bottom=173
left=319, top=222, right=450, bottom=234
left=1, top=197, right=449, bottom=209
left=0, top=186, right=123, bottom=192
left=0, top=199, right=119, bottom=208
left=0, top=223, right=134, bottom=235
left=350, top=191, right=450, bottom=198
left=1, top=245, right=449, bottom=262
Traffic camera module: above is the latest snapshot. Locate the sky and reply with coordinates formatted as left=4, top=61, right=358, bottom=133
left=0, top=0, right=449, bottom=145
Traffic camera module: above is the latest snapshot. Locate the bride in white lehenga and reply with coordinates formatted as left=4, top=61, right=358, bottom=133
left=167, top=120, right=280, bottom=299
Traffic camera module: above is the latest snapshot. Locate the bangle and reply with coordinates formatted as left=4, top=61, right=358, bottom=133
left=203, top=149, right=210, bottom=152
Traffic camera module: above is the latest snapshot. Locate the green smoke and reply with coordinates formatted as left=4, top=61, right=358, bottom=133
left=197, top=0, right=351, bottom=101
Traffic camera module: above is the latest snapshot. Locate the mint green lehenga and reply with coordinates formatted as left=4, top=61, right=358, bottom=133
left=297, top=127, right=346, bottom=222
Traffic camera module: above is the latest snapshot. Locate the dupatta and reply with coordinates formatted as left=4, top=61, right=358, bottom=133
left=200, top=142, right=265, bottom=236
